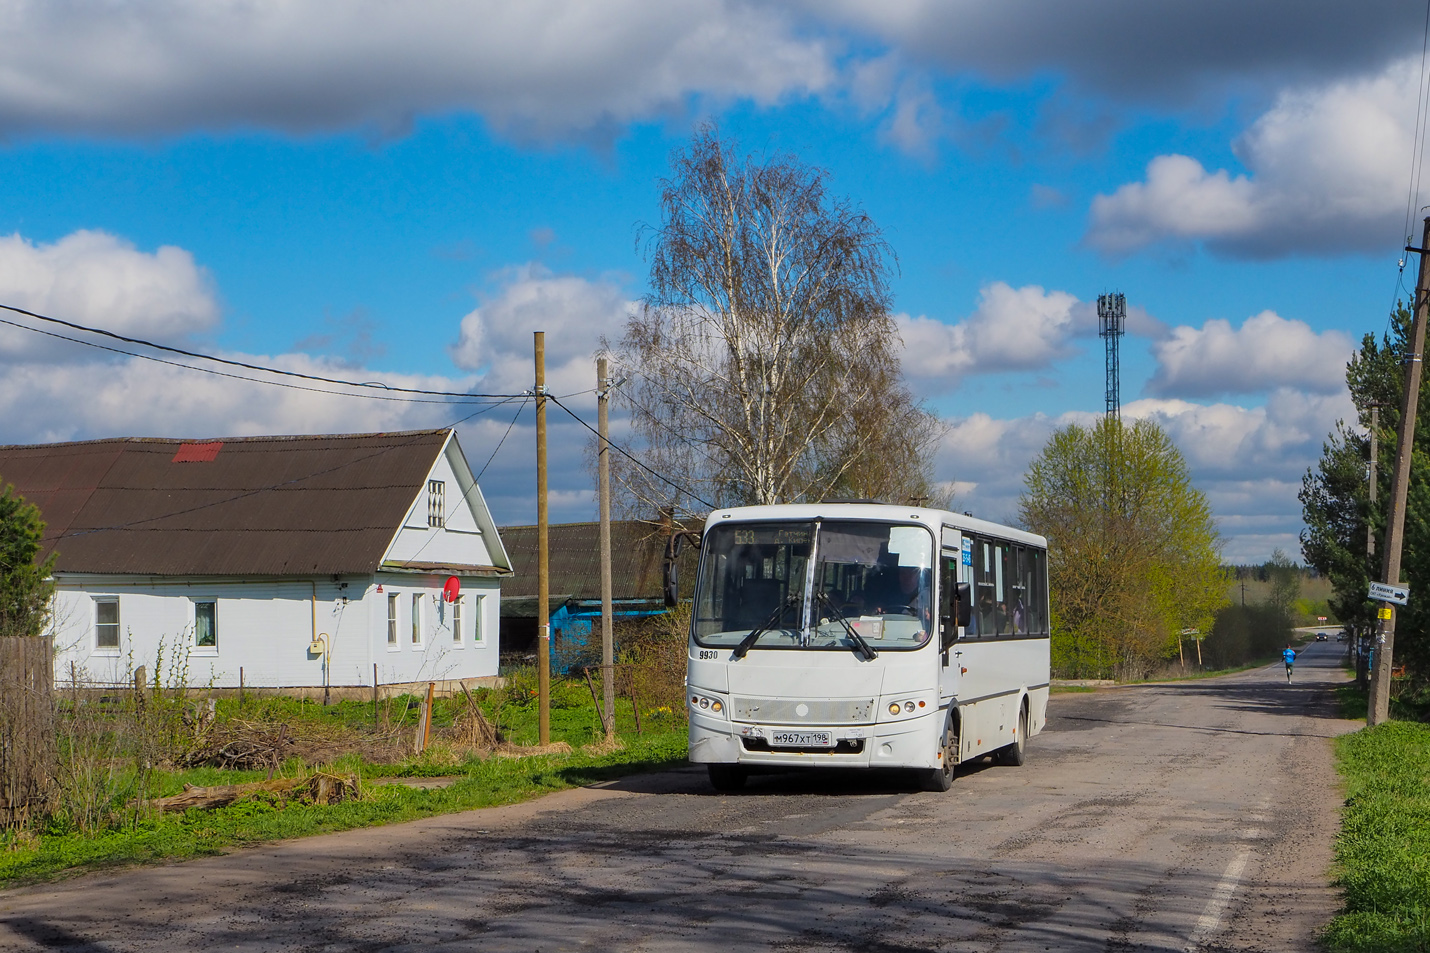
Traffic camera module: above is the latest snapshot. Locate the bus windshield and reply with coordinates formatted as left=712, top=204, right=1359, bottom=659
left=693, top=520, right=934, bottom=652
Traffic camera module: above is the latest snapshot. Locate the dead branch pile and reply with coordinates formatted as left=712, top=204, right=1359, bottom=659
left=146, top=771, right=359, bottom=813
left=178, top=719, right=295, bottom=770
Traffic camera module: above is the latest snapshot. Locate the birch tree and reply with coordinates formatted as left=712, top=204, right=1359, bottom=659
left=609, top=126, right=943, bottom=513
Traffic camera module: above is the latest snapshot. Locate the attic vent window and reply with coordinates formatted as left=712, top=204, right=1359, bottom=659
left=172, top=441, right=223, bottom=463
left=428, top=480, right=445, bottom=527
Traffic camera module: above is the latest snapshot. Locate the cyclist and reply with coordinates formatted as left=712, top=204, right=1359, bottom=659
left=1282, top=643, right=1297, bottom=682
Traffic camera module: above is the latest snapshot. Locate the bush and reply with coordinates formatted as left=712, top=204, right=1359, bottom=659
left=617, top=604, right=690, bottom=722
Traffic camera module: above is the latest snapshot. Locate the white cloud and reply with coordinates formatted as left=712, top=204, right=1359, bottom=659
left=0, top=232, right=615, bottom=527
left=1088, top=57, right=1420, bottom=257
left=928, top=384, right=1351, bottom=564
left=878, top=78, right=944, bottom=157
left=450, top=263, right=635, bottom=404
left=897, top=282, right=1080, bottom=393
left=1147, top=310, right=1354, bottom=397
left=0, top=351, right=465, bottom=445
left=1124, top=388, right=1353, bottom=483
left=0, top=1, right=833, bottom=141
left=0, top=230, right=217, bottom=360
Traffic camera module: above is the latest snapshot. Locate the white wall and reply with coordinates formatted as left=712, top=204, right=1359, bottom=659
left=50, top=572, right=500, bottom=688
left=367, top=572, right=501, bottom=686
left=383, top=444, right=499, bottom=568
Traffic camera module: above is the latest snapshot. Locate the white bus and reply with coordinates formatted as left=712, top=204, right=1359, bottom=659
left=686, top=502, right=1050, bottom=791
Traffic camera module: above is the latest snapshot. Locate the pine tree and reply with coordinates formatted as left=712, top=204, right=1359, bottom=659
left=1301, top=303, right=1430, bottom=680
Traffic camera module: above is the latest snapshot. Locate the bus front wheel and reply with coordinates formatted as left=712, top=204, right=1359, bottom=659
left=708, top=763, right=748, bottom=792
left=922, top=718, right=957, bottom=792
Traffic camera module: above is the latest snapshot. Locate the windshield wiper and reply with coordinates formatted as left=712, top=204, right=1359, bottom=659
left=731, top=593, right=800, bottom=660
left=814, top=588, right=878, bottom=661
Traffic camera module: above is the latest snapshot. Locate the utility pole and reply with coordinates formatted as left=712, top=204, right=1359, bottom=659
left=1367, top=404, right=1380, bottom=559
left=535, top=331, right=551, bottom=745
left=1363, top=402, right=1382, bottom=688
left=1369, top=216, right=1430, bottom=725
left=597, top=356, right=616, bottom=740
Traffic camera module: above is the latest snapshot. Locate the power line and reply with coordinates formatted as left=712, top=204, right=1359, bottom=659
left=606, top=360, right=727, bottom=470
left=547, top=394, right=715, bottom=511
left=403, top=397, right=531, bottom=567
left=473, top=398, right=529, bottom=482
left=1405, top=0, right=1430, bottom=246
left=0, top=302, right=525, bottom=402
left=45, top=399, right=522, bottom=543
left=0, top=315, right=505, bottom=406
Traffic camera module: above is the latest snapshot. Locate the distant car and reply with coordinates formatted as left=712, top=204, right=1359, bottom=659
left=1337, top=633, right=1348, bottom=642
left=1316, top=633, right=1328, bottom=641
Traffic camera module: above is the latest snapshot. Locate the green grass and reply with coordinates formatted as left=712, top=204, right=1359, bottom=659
left=0, top=729, right=687, bottom=888
left=5, top=673, right=688, bottom=887
left=1324, top=721, right=1430, bottom=953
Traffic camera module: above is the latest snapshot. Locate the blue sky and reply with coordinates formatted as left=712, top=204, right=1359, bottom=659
left=0, top=0, right=1424, bottom=563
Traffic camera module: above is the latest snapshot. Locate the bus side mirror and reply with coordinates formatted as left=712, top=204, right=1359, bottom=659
left=956, top=582, right=971, bottom=628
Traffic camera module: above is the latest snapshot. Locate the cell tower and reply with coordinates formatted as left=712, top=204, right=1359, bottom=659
left=1098, top=292, right=1126, bottom=421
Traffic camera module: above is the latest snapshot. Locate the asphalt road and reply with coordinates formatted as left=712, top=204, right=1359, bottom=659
left=0, top=641, right=1360, bottom=952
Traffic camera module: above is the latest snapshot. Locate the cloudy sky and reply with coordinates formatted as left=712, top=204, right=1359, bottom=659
left=0, top=0, right=1422, bottom=564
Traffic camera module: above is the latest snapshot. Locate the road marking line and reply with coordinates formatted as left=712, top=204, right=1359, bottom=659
left=1185, top=848, right=1252, bottom=952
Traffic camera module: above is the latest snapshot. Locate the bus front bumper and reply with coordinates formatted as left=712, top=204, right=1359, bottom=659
left=688, top=709, right=940, bottom=770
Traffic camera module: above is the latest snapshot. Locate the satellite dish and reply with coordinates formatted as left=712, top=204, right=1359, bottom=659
left=443, top=576, right=461, bottom=603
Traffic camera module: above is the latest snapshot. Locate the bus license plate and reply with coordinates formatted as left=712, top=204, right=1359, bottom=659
left=770, top=730, right=833, bottom=748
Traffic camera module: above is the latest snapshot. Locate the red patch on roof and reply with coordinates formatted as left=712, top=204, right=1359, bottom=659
left=171, top=441, right=223, bottom=463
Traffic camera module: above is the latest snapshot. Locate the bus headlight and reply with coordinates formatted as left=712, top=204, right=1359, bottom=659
left=690, top=693, right=726, bottom=716
left=888, top=703, right=901, bottom=715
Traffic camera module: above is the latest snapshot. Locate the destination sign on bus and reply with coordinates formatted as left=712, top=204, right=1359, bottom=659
left=731, top=527, right=811, bottom=546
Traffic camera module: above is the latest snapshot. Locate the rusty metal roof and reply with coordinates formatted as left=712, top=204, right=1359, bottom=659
left=0, top=430, right=455, bottom=577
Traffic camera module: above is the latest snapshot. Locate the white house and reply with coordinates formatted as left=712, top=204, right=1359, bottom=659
left=0, top=429, right=510, bottom=690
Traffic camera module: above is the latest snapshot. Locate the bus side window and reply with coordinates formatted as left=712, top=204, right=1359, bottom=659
left=1031, top=548, right=1048, bottom=635
left=1011, top=545, right=1028, bottom=635
left=973, top=536, right=996, bottom=638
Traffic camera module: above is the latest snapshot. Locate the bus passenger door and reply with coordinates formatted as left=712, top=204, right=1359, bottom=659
left=938, top=549, right=963, bottom=706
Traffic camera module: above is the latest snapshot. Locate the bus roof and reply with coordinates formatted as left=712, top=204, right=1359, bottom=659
left=703, top=503, right=1047, bottom=549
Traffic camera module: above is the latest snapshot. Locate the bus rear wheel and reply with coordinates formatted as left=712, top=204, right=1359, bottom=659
left=997, top=702, right=1029, bottom=767
left=708, top=764, right=747, bottom=792
left=922, top=719, right=957, bottom=792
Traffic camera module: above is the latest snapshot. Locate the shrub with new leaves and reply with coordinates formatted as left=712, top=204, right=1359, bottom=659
left=1020, top=418, right=1225, bottom=679
left=0, top=482, right=54, bottom=639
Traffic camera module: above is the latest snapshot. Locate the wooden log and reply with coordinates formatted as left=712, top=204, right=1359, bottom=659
left=147, top=773, right=358, bottom=813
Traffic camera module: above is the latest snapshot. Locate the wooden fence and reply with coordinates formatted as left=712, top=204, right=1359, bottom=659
left=0, top=636, right=54, bottom=826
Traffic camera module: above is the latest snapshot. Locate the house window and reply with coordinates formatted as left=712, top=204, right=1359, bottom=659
left=387, top=593, right=398, bottom=645
left=194, top=600, right=217, bottom=650
left=95, top=598, right=120, bottom=650
left=472, top=595, right=484, bottom=643
left=411, top=593, right=422, bottom=645
left=428, top=480, right=445, bottom=527
left=452, top=596, right=463, bottom=643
